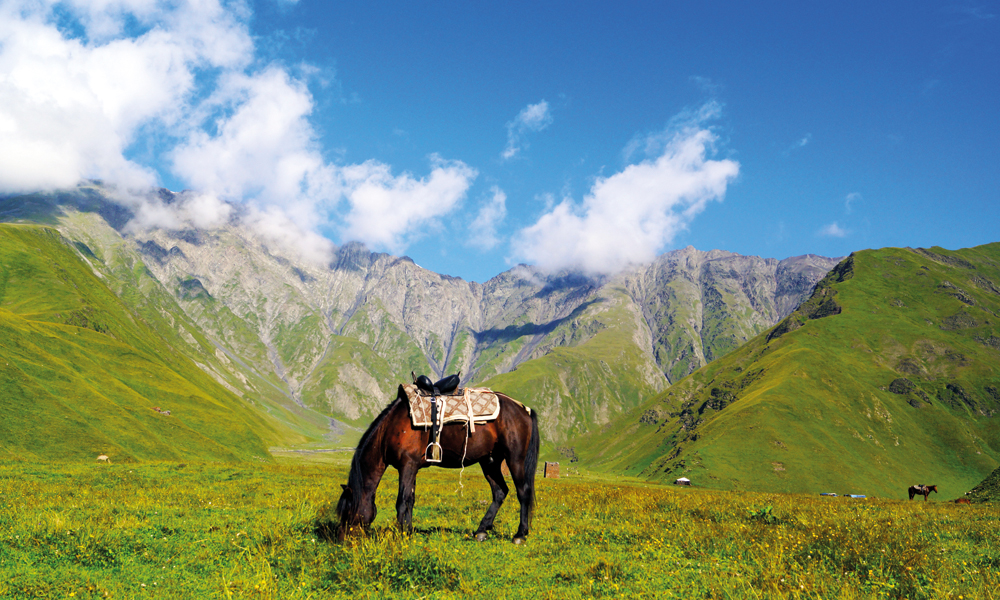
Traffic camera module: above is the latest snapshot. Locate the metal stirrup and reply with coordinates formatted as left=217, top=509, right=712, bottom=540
left=425, top=393, right=443, bottom=463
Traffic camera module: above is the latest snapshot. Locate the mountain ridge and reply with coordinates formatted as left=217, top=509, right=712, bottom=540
left=1, top=183, right=838, bottom=452
left=577, top=244, right=1000, bottom=498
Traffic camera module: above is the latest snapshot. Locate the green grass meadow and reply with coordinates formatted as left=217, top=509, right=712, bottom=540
left=1, top=456, right=997, bottom=599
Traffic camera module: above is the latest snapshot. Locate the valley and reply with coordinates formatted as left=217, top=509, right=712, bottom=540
left=1, top=184, right=998, bottom=501
left=2, top=184, right=834, bottom=450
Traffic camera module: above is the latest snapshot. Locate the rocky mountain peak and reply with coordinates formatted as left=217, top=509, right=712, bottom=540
left=5, top=185, right=839, bottom=443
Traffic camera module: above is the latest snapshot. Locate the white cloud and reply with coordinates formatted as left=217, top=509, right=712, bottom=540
left=511, top=113, right=739, bottom=276
left=468, top=187, right=507, bottom=250
left=170, top=67, right=337, bottom=206
left=245, top=204, right=335, bottom=267
left=819, top=222, right=848, bottom=237
left=844, top=192, right=861, bottom=214
left=168, top=49, right=479, bottom=260
left=0, top=0, right=252, bottom=194
left=623, top=101, right=723, bottom=162
left=114, top=190, right=234, bottom=232
left=180, top=193, right=234, bottom=229
left=0, top=0, right=482, bottom=264
left=338, top=156, right=478, bottom=254
left=690, top=76, right=722, bottom=95
left=781, top=133, right=811, bottom=155
left=501, top=100, right=552, bottom=160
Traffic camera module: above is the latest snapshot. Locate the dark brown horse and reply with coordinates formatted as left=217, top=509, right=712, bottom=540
left=908, top=484, right=938, bottom=501
left=334, top=386, right=539, bottom=544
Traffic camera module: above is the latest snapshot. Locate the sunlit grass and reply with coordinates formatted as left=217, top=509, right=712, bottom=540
left=0, top=457, right=997, bottom=599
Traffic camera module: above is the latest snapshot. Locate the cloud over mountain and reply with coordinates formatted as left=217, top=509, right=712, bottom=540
left=819, top=222, right=848, bottom=238
left=0, top=0, right=476, bottom=265
left=511, top=114, right=739, bottom=276
left=338, top=157, right=477, bottom=255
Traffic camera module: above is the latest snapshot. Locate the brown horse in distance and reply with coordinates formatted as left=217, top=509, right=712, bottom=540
left=908, top=484, right=938, bottom=501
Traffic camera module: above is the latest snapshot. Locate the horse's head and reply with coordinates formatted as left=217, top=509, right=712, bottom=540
left=335, top=483, right=377, bottom=540
left=929, top=485, right=938, bottom=494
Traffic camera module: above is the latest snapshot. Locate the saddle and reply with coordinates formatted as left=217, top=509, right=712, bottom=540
left=414, top=373, right=461, bottom=395
left=404, top=372, right=501, bottom=463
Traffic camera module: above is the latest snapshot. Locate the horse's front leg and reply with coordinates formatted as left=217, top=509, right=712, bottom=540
left=395, top=461, right=420, bottom=534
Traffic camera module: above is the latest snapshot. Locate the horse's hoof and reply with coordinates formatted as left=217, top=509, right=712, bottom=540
left=512, top=536, right=526, bottom=545
left=474, top=532, right=488, bottom=542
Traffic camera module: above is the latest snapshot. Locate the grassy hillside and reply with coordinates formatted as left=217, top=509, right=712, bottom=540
left=968, top=464, right=1000, bottom=503
left=0, top=224, right=295, bottom=462
left=579, top=244, right=1000, bottom=499
left=49, top=206, right=337, bottom=446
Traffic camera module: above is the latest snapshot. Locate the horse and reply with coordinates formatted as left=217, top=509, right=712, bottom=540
left=908, top=484, right=938, bottom=501
left=333, top=385, right=540, bottom=544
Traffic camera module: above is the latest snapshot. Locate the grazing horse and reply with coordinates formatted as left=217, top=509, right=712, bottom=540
left=334, top=386, right=539, bottom=544
left=908, top=484, right=938, bottom=501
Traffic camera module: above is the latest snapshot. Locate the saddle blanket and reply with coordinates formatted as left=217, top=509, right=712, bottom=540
left=403, top=383, right=500, bottom=433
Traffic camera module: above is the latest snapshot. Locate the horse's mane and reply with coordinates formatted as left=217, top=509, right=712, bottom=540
left=338, top=388, right=405, bottom=517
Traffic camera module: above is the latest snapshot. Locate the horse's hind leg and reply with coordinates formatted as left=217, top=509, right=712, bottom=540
left=474, top=458, right=508, bottom=541
left=507, top=458, right=534, bottom=544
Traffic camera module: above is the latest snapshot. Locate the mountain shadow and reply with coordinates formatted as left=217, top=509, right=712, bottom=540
left=474, top=298, right=605, bottom=345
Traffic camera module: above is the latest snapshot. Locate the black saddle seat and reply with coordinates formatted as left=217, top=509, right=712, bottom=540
left=414, top=373, right=461, bottom=395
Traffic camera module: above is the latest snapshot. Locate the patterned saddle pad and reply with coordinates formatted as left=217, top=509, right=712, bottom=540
left=403, top=383, right=500, bottom=432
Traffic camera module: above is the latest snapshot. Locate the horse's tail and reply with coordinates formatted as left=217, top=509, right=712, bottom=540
left=524, top=408, right=540, bottom=525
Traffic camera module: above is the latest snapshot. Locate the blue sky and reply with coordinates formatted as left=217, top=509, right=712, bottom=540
left=1, top=1, right=997, bottom=282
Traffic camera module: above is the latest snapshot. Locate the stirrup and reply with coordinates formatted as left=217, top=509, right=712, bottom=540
left=425, top=442, right=443, bottom=463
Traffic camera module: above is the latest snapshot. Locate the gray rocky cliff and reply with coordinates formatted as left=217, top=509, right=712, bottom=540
left=9, top=185, right=840, bottom=444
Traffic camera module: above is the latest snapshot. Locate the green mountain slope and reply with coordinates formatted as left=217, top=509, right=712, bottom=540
left=1, top=184, right=836, bottom=450
left=49, top=206, right=337, bottom=444
left=967, top=464, right=1000, bottom=503
left=579, top=244, right=1000, bottom=499
left=0, top=224, right=294, bottom=462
